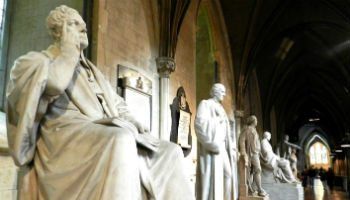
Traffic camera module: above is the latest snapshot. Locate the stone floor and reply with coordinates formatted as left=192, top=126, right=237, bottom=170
left=304, top=179, right=349, bottom=200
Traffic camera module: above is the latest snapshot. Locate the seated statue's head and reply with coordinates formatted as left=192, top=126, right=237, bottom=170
left=210, top=83, right=226, bottom=102
left=46, top=5, right=88, bottom=50
left=263, top=131, right=271, bottom=141
left=246, top=115, right=257, bottom=127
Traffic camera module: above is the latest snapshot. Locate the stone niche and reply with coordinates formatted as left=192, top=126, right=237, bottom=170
left=0, top=112, right=19, bottom=200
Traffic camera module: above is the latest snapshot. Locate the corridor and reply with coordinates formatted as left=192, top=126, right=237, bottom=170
left=304, top=178, right=349, bottom=200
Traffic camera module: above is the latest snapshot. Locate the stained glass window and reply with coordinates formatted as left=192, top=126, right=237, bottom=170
left=0, top=0, right=5, bottom=41
left=309, top=142, right=328, bottom=165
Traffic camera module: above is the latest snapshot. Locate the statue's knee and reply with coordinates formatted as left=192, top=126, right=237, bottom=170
left=253, top=166, right=261, bottom=174
left=256, top=167, right=262, bottom=174
left=161, top=141, right=183, bottom=156
left=118, top=131, right=136, bottom=143
left=106, top=127, right=135, bottom=143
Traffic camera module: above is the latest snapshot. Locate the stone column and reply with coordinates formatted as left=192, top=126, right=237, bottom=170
left=235, top=110, right=245, bottom=142
left=156, top=57, right=175, bottom=140
left=0, top=112, right=18, bottom=200
left=235, top=110, right=248, bottom=199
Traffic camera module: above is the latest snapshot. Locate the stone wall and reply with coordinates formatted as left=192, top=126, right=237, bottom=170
left=92, top=0, right=160, bottom=136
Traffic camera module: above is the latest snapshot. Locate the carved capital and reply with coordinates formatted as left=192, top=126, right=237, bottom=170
left=234, top=110, right=245, bottom=118
left=156, top=57, right=176, bottom=78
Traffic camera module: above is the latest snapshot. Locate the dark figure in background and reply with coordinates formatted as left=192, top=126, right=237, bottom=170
left=301, top=167, right=308, bottom=187
left=320, top=168, right=327, bottom=189
left=308, top=166, right=316, bottom=187
left=326, top=168, right=335, bottom=190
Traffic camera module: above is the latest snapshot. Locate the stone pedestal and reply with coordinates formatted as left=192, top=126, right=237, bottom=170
left=261, top=182, right=303, bottom=200
left=261, top=167, right=303, bottom=200
left=240, top=196, right=269, bottom=200
left=0, top=112, right=19, bottom=200
left=0, top=154, right=18, bottom=200
left=239, top=156, right=248, bottom=198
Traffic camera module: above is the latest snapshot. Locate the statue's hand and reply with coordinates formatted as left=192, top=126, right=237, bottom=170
left=132, top=119, right=149, bottom=134
left=242, top=153, right=249, bottom=167
left=60, top=19, right=80, bottom=59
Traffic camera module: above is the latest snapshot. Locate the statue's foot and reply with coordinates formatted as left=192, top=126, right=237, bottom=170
left=258, top=189, right=268, bottom=197
left=248, top=190, right=258, bottom=196
left=291, top=179, right=301, bottom=184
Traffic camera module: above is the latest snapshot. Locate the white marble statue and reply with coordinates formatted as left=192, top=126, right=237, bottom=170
left=239, top=115, right=268, bottom=197
left=6, top=5, right=194, bottom=200
left=277, top=135, right=301, bottom=177
left=289, top=148, right=298, bottom=178
left=195, top=83, right=236, bottom=200
left=277, top=135, right=301, bottom=159
left=260, top=131, right=298, bottom=183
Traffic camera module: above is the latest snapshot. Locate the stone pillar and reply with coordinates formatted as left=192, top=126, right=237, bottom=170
left=156, top=57, right=175, bottom=140
left=0, top=112, right=18, bottom=200
left=234, top=110, right=245, bottom=139
left=239, top=156, right=248, bottom=199
left=235, top=110, right=247, bottom=199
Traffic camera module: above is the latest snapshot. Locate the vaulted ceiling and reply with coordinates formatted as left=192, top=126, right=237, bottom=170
left=220, top=0, right=350, bottom=146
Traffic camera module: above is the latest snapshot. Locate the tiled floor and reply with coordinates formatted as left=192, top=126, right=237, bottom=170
left=304, top=179, right=349, bottom=200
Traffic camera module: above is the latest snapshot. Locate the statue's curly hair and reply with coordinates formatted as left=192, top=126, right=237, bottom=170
left=46, top=5, right=79, bottom=41
left=246, top=115, right=257, bottom=126
left=210, top=83, right=225, bottom=98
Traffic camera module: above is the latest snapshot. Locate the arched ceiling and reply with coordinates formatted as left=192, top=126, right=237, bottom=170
left=220, top=0, right=350, bottom=145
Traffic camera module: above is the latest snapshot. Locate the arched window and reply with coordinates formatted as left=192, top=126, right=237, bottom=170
left=0, top=1, right=5, bottom=27
left=0, top=0, right=6, bottom=48
left=309, top=142, right=329, bottom=165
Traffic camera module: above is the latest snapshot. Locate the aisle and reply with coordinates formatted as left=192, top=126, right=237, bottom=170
left=304, top=178, right=349, bottom=200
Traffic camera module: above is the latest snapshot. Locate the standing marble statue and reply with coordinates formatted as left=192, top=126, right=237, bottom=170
left=260, top=132, right=297, bottom=183
left=289, top=148, right=298, bottom=178
left=277, top=135, right=301, bottom=177
left=277, top=135, right=301, bottom=159
left=239, top=115, right=268, bottom=197
left=6, top=5, right=194, bottom=200
left=195, top=83, right=236, bottom=200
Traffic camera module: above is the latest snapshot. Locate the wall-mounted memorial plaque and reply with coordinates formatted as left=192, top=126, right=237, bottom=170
left=178, top=110, right=191, bottom=148
left=117, top=65, right=152, bottom=130
left=170, top=87, right=192, bottom=156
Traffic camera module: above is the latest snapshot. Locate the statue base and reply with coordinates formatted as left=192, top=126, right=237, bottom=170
left=239, top=195, right=269, bottom=200
left=262, top=168, right=304, bottom=200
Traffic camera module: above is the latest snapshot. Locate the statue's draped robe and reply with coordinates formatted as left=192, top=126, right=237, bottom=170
left=194, top=99, right=235, bottom=200
left=6, top=46, right=194, bottom=200
left=260, top=138, right=296, bottom=183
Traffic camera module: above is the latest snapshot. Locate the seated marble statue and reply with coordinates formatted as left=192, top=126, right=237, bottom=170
left=260, top=131, right=297, bottom=183
left=6, top=5, right=194, bottom=200
left=194, top=83, right=236, bottom=200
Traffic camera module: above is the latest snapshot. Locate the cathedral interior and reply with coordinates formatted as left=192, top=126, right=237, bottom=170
left=1, top=0, right=350, bottom=199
